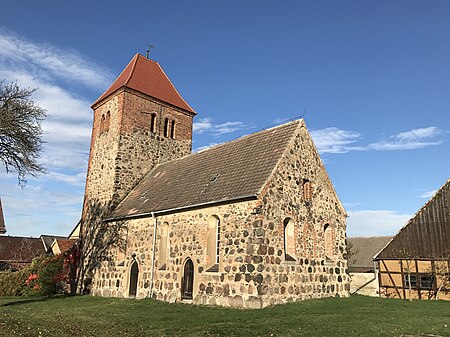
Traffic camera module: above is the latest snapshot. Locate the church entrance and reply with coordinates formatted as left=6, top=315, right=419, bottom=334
left=181, top=258, right=194, bottom=300
left=129, top=261, right=139, bottom=297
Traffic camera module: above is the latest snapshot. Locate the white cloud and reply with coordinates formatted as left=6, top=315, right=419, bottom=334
left=368, top=127, right=443, bottom=151
left=0, top=29, right=108, bottom=237
left=0, top=29, right=113, bottom=89
left=47, top=172, right=87, bottom=186
left=194, top=143, right=221, bottom=153
left=346, top=209, right=412, bottom=237
left=310, top=126, right=445, bottom=154
left=417, top=190, right=437, bottom=199
left=310, top=127, right=364, bottom=154
left=193, top=117, right=250, bottom=136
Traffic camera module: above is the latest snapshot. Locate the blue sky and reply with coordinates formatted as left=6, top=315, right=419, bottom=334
left=0, top=1, right=449, bottom=238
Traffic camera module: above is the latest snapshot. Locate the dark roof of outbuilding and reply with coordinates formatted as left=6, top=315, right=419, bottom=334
left=375, top=179, right=450, bottom=260
left=110, top=120, right=302, bottom=220
left=0, top=236, right=45, bottom=262
left=0, top=198, right=5, bottom=234
left=347, top=236, right=392, bottom=272
left=92, top=54, right=196, bottom=114
left=40, top=235, right=67, bottom=252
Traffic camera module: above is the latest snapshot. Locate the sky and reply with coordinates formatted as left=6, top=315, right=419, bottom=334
left=0, top=1, right=449, bottom=238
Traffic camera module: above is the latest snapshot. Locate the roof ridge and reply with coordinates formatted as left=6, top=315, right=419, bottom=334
left=195, top=119, right=303, bottom=155
left=373, top=178, right=450, bottom=260
left=124, top=53, right=140, bottom=86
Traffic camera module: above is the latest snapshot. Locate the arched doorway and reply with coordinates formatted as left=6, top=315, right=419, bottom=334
left=129, top=261, right=139, bottom=297
left=181, top=258, right=194, bottom=300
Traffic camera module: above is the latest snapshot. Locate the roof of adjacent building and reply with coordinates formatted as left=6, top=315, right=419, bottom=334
left=92, top=53, right=196, bottom=114
left=110, top=120, right=303, bottom=219
left=347, top=236, right=392, bottom=272
left=375, top=178, right=450, bottom=260
left=0, top=198, right=5, bottom=234
left=52, top=239, right=77, bottom=254
left=40, top=235, right=67, bottom=252
left=0, top=236, right=45, bottom=262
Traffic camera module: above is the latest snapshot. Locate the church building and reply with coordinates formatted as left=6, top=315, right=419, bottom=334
left=81, top=54, right=350, bottom=308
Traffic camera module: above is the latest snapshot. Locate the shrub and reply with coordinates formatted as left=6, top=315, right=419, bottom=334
left=21, top=255, right=66, bottom=297
left=0, top=269, right=27, bottom=296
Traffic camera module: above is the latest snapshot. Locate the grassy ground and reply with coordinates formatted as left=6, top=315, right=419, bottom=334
left=0, top=295, right=448, bottom=337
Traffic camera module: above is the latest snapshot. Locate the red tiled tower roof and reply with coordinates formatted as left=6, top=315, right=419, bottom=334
left=0, top=198, right=6, bottom=234
left=92, top=54, right=196, bottom=114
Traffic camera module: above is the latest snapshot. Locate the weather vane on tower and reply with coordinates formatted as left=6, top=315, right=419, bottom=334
left=145, top=44, right=154, bottom=59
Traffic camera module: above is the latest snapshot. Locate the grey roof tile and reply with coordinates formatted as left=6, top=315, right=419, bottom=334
left=111, top=120, right=301, bottom=219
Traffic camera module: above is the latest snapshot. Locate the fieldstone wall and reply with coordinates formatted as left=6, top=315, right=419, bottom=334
left=257, top=122, right=350, bottom=305
left=91, top=122, right=350, bottom=308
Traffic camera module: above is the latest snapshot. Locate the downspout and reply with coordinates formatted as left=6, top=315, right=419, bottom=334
left=149, top=212, right=157, bottom=298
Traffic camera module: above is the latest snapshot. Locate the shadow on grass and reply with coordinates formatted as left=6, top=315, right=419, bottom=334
left=0, top=294, right=75, bottom=307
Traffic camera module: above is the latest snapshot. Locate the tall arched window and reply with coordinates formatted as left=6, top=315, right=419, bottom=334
left=150, top=113, right=156, bottom=133
left=303, top=179, right=312, bottom=203
left=100, top=114, right=106, bottom=134
left=170, top=120, right=176, bottom=139
left=206, top=215, right=220, bottom=270
left=158, top=222, right=169, bottom=270
left=164, top=118, right=169, bottom=137
left=324, top=223, right=333, bottom=259
left=284, top=218, right=296, bottom=261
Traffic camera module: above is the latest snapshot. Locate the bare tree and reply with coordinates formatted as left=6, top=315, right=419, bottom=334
left=0, top=80, right=47, bottom=186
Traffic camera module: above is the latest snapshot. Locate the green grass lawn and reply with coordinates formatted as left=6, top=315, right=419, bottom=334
left=0, top=295, right=448, bottom=336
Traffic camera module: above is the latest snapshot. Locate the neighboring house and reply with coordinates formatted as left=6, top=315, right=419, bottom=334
left=0, top=197, right=6, bottom=235
left=375, top=179, right=450, bottom=300
left=347, top=236, right=392, bottom=296
left=40, top=235, right=67, bottom=253
left=80, top=54, right=349, bottom=308
left=51, top=239, right=77, bottom=255
left=0, top=236, right=46, bottom=271
left=68, top=221, right=81, bottom=240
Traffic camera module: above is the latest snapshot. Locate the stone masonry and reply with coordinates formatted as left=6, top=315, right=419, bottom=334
left=91, top=122, right=349, bottom=308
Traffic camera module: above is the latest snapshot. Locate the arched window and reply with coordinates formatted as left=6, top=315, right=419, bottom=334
left=164, top=118, right=169, bottom=137
left=206, top=215, right=220, bottom=270
left=170, top=120, right=176, bottom=139
left=105, top=111, right=111, bottom=132
left=324, top=223, right=333, bottom=259
left=303, top=179, right=312, bottom=203
left=284, top=218, right=296, bottom=261
left=158, top=222, right=169, bottom=270
left=100, top=114, right=106, bottom=134
left=150, top=113, right=156, bottom=133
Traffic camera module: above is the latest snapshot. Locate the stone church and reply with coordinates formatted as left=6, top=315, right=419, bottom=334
left=81, top=53, right=349, bottom=308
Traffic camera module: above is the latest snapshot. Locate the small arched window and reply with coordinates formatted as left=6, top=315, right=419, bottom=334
left=158, top=222, right=169, bottom=270
left=284, top=218, right=296, bottom=261
left=303, top=179, right=312, bottom=203
left=206, top=215, right=220, bottom=270
left=100, top=114, right=106, bottom=134
left=324, top=223, right=333, bottom=259
left=105, top=111, right=111, bottom=132
left=170, top=120, right=176, bottom=139
left=164, top=118, right=169, bottom=137
left=150, top=113, right=156, bottom=133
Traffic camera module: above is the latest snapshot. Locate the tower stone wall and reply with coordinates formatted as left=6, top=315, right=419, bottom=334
left=84, top=88, right=194, bottom=211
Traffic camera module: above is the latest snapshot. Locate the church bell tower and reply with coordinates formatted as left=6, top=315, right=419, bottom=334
left=83, top=54, right=196, bottom=213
